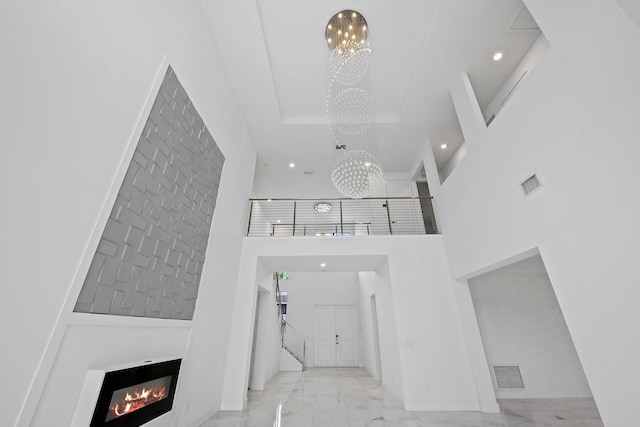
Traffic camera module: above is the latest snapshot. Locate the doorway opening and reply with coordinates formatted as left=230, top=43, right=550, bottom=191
left=412, top=163, right=438, bottom=234
left=467, top=253, right=599, bottom=412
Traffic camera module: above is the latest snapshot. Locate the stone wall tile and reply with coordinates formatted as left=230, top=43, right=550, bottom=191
left=74, top=66, right=224, bottom=320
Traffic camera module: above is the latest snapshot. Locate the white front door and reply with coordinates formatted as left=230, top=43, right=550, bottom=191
left=315, top=306, right=336, bottom=366
left=315, top=305, right=359, bottom=367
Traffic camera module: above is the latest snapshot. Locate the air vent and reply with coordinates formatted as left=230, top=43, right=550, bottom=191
left=493, top=365, right=525, bottom=389
left=521, top=173, right=542, bottom=196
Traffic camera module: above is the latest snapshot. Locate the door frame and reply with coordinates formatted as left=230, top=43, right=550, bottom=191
left=370, top=294, right=382, bottom=380
left=314, top=304, right=359, bottom=367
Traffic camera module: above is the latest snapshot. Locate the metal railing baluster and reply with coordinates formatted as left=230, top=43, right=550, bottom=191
left=292, top=201, right=297, bottom=236
left=340, top=201, right=343, bottom=236
left=385, top=199, right=392, bottom=235
left=247, top=200, right=253, bottom=236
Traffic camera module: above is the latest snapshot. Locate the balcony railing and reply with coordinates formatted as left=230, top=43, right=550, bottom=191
left=246, top=197, right=437, bottom=237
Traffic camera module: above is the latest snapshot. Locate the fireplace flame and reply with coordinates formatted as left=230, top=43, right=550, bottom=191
left=110, top=385, right=168, bottom=418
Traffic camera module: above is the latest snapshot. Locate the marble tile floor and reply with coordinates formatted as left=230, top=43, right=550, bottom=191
left=200, top=368, right=603, bottom=427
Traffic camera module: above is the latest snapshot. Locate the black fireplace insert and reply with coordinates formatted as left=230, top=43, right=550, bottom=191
left=90, top=359, right=181, bottom=427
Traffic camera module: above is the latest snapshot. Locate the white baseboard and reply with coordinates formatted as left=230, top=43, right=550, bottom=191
left=478, top=399, right=500, bottom=413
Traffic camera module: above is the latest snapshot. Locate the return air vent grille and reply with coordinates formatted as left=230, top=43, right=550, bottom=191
left=494, top=365, right=525, bottom=389
left=521, top=173, right=541, bottom=196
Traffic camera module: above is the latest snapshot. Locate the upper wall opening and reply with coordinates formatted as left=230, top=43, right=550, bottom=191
left=431, top=96, right=466, bottom=184
left=468, top=253, right=594, bottom=400
left=467, top=4, right=549, bottom=127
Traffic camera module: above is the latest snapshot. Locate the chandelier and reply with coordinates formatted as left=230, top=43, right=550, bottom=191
left=326, top=10, right=384, bottom=199
left=314, top=202, right=332, bottom=213
left=331, top=150, right=384, bottom=199
left=329, top=40, right=371, bottom=86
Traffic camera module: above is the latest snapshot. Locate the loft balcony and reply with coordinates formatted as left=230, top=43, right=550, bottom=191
left=246, top=197, right=437, bottom=237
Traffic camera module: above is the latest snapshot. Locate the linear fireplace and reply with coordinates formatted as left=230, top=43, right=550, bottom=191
left=89, top=359, right=181, bottom=427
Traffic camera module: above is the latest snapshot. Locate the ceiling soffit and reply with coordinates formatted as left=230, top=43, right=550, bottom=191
left=202, top=0, right=545, bottom=195
left=256, top=0, right=441, bottom=124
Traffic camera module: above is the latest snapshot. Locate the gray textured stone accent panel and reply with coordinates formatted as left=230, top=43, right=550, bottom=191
left=74, top=67, right=224, bottom=319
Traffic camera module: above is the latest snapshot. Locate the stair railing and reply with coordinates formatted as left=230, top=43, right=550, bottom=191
left=275, top=275, right=305, bottom=369
left=247, top=196, right=438, bottom=237
left=281, top=321, right=306, bottom=369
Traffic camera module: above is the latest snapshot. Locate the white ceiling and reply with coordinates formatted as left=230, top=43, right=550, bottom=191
left=200, top=0, right=541, bottom=197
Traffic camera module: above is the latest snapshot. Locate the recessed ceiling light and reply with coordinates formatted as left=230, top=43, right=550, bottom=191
left=493, top=51, right=503, bottom=61
left=320, top=263, right=326, bottom=267
left=289, top=163, right=295, bottom=168
left=440, top=143, right=448, bottom=149
left=267, top=199, right=272, bottom=202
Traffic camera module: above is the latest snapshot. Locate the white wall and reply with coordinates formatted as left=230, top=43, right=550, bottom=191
left=283, top=272, right=360, bottom=367
left=358, top=267, right=404, bottom=399
left=417, top=1, right=640, bottom=425
left=468, top=255, right=592, bottom=399
left=369, top=173, right=418, bottom=198
left=0, top=1, right=256, bottom=426
left=614, top=0, right=640, bottom=29
left=383, top=238, right=487, bottom=411
left=220, top=251, right=259, bottom=410
left=227, top=236, right=497, bottom=412
left=358, top=273, right=378, bottom=379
